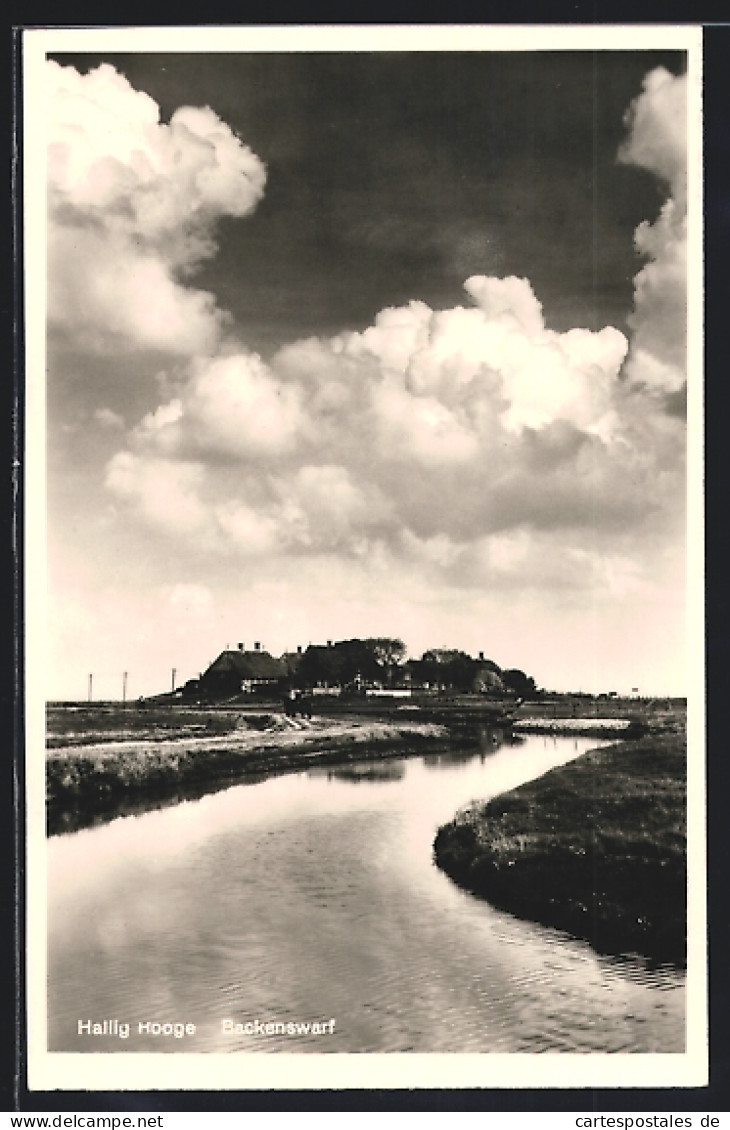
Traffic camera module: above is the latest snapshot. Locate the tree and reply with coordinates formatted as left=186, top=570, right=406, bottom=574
left=412, top=649, right=478, bottom=692
left=295, top=639, right=383, bottom=689
left=295, top=645, right=341, bottom=688
left=446, top=652, right=479, bottom=692
left=366, top=638, right=406, bottom=668
left=472, top=667, right=505, bottom=695
left=365, top=638, right=406, bottom=685
left=501, top=669, right=537, bottom=699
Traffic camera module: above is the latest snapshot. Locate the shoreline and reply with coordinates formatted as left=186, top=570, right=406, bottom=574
left=46, top=701, right=683, bottom=844
left=46, top=714, right=460, bottom=835
left=512, top=717, right=642, bottom=738
left=433, top=732, right=687, bottom=967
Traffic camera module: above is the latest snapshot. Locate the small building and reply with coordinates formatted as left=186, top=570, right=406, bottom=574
left=199, top=644, right=288, bottom=699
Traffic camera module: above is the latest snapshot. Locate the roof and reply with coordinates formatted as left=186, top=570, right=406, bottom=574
left=279, top=651, right=304, bottom=675
left=203, top=650, right=287, bottom=681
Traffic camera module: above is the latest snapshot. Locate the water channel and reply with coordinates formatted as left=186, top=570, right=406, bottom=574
left=47, top=730, right=685, bottom=1054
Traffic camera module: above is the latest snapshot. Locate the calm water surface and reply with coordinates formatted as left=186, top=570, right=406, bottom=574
left=47, top=732, right=685, bottom=1053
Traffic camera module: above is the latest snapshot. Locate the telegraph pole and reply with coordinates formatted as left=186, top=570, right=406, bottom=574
left=122, top=671, right=128, bottom=704
left=88, top=674, right=93, bottom=703
left=171, top=668, right=177, bottom=693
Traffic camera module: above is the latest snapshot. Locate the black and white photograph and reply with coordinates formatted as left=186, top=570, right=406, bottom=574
left=23, top=24, right=705, bottom=1092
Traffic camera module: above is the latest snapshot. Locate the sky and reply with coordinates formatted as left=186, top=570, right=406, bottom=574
left=39, top=36, right=694, bottom=700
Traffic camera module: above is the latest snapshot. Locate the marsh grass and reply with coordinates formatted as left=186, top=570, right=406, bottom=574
left=45, top=704, right=241, bottom=748
left=45, top=707, right=452, bottom=834
left=433, top=736, right=687, bottom=965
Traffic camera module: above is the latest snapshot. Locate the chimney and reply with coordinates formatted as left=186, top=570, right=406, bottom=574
left=479, top=651, right=484, bottom=661
left=327, top=640, right=333, bottom=648
left=297, top=645, right=302, bottom=655
left=254, top=641, right=261, bottom=652
left=238, top=642, right=244, bottom=651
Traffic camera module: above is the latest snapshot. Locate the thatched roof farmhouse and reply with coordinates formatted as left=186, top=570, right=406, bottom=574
left=198, top=643, right=289, bottom=698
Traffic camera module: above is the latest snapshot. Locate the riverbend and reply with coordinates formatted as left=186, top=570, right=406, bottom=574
left=434, top=733, right=686, bottom=966
left=47, top=729, right=685, bottom=1054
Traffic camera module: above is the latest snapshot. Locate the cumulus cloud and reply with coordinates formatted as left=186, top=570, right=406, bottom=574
left=99, top=64, right=686, bottom=607
left=106, top=446, right=395, bottom=559
left=618, top=66, right=687, bottom=196
left=619, top=67, right=687, bottom=393
left=47, top=60, right=266, bottom=355
left=105, top=451, right=212, bottom=539
left=394, top=526, right=638, bottom=606
left=49, top=225, right=228, bottom=355
left=107, top=270, right=680, bottom=578
left=134, top=351, right=305, bottom=462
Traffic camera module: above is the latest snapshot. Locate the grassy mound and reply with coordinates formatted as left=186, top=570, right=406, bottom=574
left=433, top=736, right=686, bottom=966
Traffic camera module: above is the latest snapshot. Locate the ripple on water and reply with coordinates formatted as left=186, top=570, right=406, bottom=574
left=47, top=739, right=686, bottom=1054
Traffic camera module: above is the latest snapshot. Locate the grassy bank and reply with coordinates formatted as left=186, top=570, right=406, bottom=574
left=46, top=709, right=454, bottom=835
left=433, top=733, right=686, bottom=966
